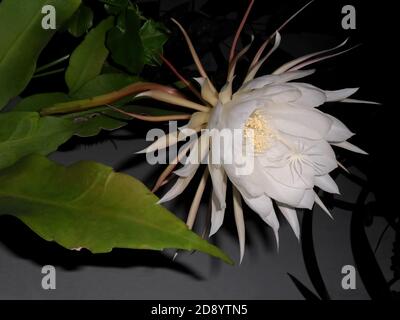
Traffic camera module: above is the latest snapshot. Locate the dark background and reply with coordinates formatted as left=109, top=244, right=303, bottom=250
left=0, top=0, right=396, bottom=299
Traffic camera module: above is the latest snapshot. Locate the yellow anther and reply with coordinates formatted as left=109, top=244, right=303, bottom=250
left=244, top=110, right=275, bottom=153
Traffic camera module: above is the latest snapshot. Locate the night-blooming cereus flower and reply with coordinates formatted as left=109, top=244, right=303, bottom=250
left=122, top=1, right=378, bottom=263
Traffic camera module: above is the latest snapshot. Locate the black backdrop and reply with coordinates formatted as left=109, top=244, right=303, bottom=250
left=0, top=0, right=396, bottom=300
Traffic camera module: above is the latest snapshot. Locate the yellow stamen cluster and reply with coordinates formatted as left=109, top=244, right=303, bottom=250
left=244, top=110, right=275, bottom=153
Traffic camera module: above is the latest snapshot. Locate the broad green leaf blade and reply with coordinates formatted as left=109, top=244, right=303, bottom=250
left=66, top=73, right=140, bottom=136
left=0, top=154, right=233, bottom=264
left=0, top=0, right=81, bottom=109
left=140, top=20, right=169, bottom=66
left=72, top=73, right=140, bottom=99
left=67, top=4, right=94, bottom=38
left=66, top=17, right=114, bottom=93
left=0, top=112, right=78, bottom=170
left=106, top=8, right=145, bottom=73
left=14, top=92, right=71, bottom=112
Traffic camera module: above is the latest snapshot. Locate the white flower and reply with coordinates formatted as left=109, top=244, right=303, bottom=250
left=130, top=1, right=378, bottom=262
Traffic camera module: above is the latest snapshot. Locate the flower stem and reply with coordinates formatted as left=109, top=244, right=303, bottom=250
left=40, top=82, right=184, bottom=116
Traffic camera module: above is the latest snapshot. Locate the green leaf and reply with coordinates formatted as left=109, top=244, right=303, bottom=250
left=0, top=154, right=233, bottom=264
left=140, top=20, right=169, bottom=66
left=67, top=4, right=94, bottom=38
left=72, top=73, right=140, bottom=99
left=14, top=92, right=71, bottom=112
left=0, top=112, right=78, bottom=171
left=106, top=8, right=145, bottom=74
left=0, top=0, right=81, bottom=109
left=66, top=17, right=114, bottom=93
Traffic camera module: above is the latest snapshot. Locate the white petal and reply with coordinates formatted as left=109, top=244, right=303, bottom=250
left=174, top=140, right=199, bottom=177
left=337, top=160, right=350, bottom=174
left=225, top=159, right=306, bottom=207
left=186, top=111, right=210, bottom=129
left=209, top=167, right=228, bottom=236
left=136, top=131, right=179, bottom=154
left=303, top=138, right=338, bottom=175
left=325, top=114, right=354, bottom=142
left=314, top=174, right=340, bottom=194
left=210, top=191, right=226, bottom=237
left=331, top=141, right=368, bottom=154
left=340, top=98, right=381, bottom=105
left=241, top=84, right=301, bottom=103
left=158, top=168, right=198, bottom=204
left=174, top=163, right=199, bottom=178
left=268, top=104, right=332, bottom=140
left=208, top=164, right=227, bottom=210
left=233, top=187, right=246, bottom=264
left=314, top=193, right=333, bottom=219
left=264, top=159, right=315, bottom=189
left=288, top=82, right=327, bottom=108
left=241, top=193, right=279, bottom=248
left=174, top=133, right=210, bottom=177
left=186, top=169, right=209, bottom=229
left=325, top=88, right=358, bottom=101
left=277, top=204, right=300, bottom=240
left=239, top=69, right=315, bottom=92
left=297, top=189, right=315, bottom=209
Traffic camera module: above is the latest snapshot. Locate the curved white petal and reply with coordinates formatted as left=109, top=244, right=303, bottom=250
left=314, top=193, right=333, bottom=219
left=158, top=168, right=198, bottom=204
left=325, top=114, right=354, bottom=142
left=296, top=189, right=315, bottom=209
left=314, top=174, right=340, bottom=194
left=225, top=158, right=307, bottom=207
left=174, top=134, right=210, bottom=177
left=210, top=190, right=226, bottom=237
left=277, top=204, right=300, bottom=240
left=288, top=82, right=327, bottom=108
left=301, top=138, right=337, bottom=175
left=331, top=141, right=368, bottom=154
left=266, top=104, right=333, bottom=140
left=242, top=193, right=280, bottom=249
left=340, top=98, right=380, bottom=105
left=233, top=187, right=246, bottom=264
left=238, top=69, right=316, bottom=93
left=208, top=164, right=227, bottom=209
left=263, top=158, right=315, bottom=189
left=136, top=131, right=179, bottom=154
left=325, top=88, right=358, bottom=102
left=209, top=166, right=228, bottom=236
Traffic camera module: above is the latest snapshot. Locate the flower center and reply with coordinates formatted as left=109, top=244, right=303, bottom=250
left=244, top=110, right=275, bottom=153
